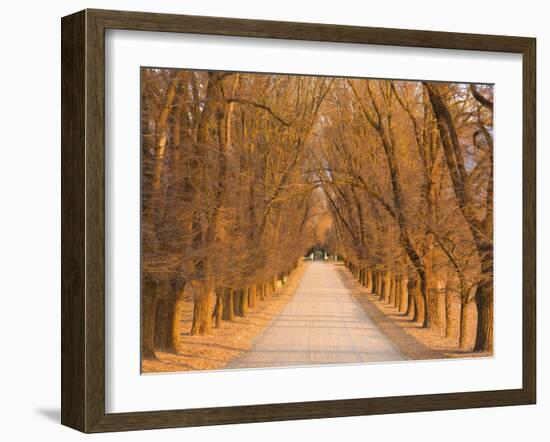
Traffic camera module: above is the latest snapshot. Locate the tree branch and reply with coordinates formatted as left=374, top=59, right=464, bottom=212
left=470, top=85, right=494, bottom=112
left=224, top=98, right=290, bottom=126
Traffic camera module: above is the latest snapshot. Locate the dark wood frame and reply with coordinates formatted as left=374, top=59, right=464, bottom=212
left=61, top=8, right=536, bottom=433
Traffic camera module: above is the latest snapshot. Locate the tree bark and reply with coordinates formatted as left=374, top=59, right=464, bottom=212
left=474, top=281, right=494, bottom=352
left=160, top=280, right=184, bottom=352
left=366, top=271, right=373, bottom=293
left=249, top=285, right=258, bottom=309
left=169, top=291, right=186, bottom=351
left=222, top=288, right=235, bottom=320
left=232, top=289, right=240, bottom=317
left=375, top=272, right=383, bottom=298
left=417, top=275, right=430, bottom=327
left=458, top=300, right=469, bottom=350
left=390, top=275, right=398, bottom=307
left=163, top=295, right=177, bottom=351
left=412, top=279, right=427, bottom=325
left=237, top=288, right=249, bottom=316
left=398, top=275, right=409, bottom=313
left=405, top=278, right=417, bottom=319
left=141, top=291, right=157, bottom=360
left=444, top=290, right=452, bottom=338
left=154, top=298, right=168, bottom=349
left=212, top=289, right=224, bottom=328
left=190, top=280, right=213, bottom=336
left=383, top=271, right=392, bottom=303
left=429, top=276, right=446, bottom=333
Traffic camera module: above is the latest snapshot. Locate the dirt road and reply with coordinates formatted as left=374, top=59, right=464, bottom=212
left=228, top=262, right=405, bottom=369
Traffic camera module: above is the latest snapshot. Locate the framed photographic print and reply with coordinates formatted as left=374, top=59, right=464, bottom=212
left=61, top=9, right=536, bottom=433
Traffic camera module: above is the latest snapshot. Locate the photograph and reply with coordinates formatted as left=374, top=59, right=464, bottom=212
left=0, top=0, right=542, bottom=437
left=140, top=68, right=494, bottom=373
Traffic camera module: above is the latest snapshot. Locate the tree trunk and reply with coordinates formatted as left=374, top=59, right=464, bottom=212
left=152, top=279, right=171, bottom=350
left=427, top=287, right=438, bottom=328
left=382, top=271, right=392, bottom=302
left=222, top=288, right=235, bottom=320
left=431, top=275, right=447, bottom=333
left=375, top=272, right=383, bottom=298
left=141, top=292, right=157, bottom=360
left=398, top=276, right=409, bottom=313
left=232, top=289, right=240, bottom=316
left=169, top=292, right=185, bottom=351
left=366, top=271, right=373, bottom=293
left=474, top=282, right=494, bottom=353
left=397, top=276, right=403, bottom=309
left=412, top=278, right=427, bottom=326
left=458, top=300, right=469, bottom=350
left=190, top=281, right=213, bottom=336
left=409, top=297, right=416, bottom=319
left=154, top=298, right=168, bottom=349
left=390, top=275, right=398, bottom=307
left=388, top=276, right=394, bottom=306
left=416, top=273, right=429, bottom=327
left=153, top=71, right=186, bottom=193
left=237, top=288, right=249, bottom=316
left=405, top=279, right=416, bottom=319
left=249, top=285, right=257, bottom=309
left=163, top=295, right=177, bottom=351
left=212, top=289, right=224, bottom=328
left=444, top=290, right=452, bottom=338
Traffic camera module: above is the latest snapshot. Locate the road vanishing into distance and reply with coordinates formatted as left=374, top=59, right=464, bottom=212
left=228, top=262, right=405, bottom=369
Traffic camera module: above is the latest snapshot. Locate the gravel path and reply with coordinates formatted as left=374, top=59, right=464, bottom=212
left=228, top=262, right=405, bottom=369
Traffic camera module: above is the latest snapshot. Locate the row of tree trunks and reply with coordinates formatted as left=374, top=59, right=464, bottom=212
left=217, top=272, right=291, bottom=321
left=425, top=83, right=493, bottom=352
left=143, top=287, right=183, bottom=357
left=346, top=260, right=487, bottom=351
left=142, top=267, right=295, bottom=360
left=344, top=262, right=435, bottom=329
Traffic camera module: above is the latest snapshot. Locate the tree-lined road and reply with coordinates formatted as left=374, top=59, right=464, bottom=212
left=228, top=262, right=405, bottom=369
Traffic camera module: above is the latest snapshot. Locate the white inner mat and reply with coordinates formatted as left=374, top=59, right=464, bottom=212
left=105, top=29, right=523, bottom=413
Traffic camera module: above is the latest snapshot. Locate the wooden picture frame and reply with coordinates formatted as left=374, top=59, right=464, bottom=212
left=61, top=8, right=536, bottom=433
